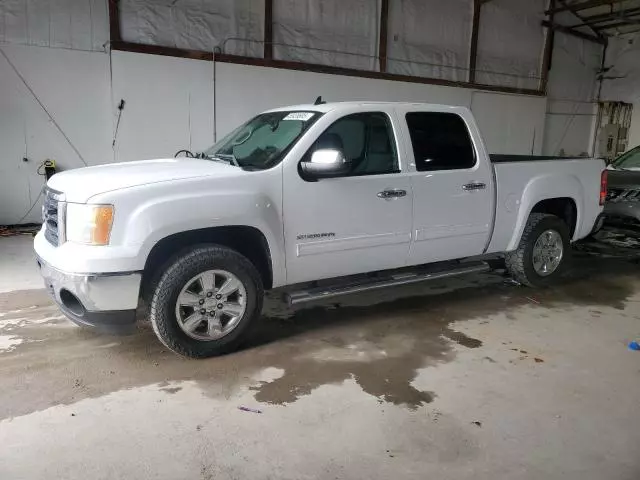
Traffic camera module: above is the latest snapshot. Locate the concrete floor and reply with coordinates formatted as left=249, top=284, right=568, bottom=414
left=1, top=230, right=640, bottom=479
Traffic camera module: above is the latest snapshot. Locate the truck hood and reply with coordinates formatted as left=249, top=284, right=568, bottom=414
left=47, top=158, right=240, bottom=203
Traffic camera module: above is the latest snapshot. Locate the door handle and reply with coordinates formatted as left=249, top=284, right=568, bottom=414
left=378, top=189, right=407, bottom=199
left=462, top=182, right=486, bottom=191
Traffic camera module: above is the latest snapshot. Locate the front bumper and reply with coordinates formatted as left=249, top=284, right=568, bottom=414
left=37, top=257, right=141, bottom=334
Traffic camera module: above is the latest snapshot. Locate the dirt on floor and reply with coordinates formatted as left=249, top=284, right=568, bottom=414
left=1, top=226, right=639, bottom=421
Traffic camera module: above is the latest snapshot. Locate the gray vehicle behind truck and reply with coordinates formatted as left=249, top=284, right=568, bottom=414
left=604, top=145, right=640, bottom=224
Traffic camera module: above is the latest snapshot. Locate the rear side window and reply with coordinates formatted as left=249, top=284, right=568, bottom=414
left=405, top=112, right=476, bottom=171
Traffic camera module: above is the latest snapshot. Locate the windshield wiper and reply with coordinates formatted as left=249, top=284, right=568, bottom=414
left=202, top=153, right=240, bottom=167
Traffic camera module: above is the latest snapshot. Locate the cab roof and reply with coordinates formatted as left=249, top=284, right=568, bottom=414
left=265, top=101, right=466, bottom=114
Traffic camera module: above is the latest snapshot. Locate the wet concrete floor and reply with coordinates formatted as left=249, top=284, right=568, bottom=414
left=1, top=228, right=640, bottom=479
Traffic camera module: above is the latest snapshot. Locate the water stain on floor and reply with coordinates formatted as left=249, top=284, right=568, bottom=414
left=1, top=238, right=639, bottom=420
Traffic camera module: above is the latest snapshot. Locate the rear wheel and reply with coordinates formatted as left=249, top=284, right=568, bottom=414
left=150, top=245, right=263, bottom=358
left=505, top=213, right=571, bottom=287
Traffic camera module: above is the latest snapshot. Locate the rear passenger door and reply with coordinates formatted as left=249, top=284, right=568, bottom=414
left=397, top=107, right=494, bottom=265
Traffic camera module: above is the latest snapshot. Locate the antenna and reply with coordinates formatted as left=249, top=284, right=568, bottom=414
left=314, top=96, right=326, bottom=105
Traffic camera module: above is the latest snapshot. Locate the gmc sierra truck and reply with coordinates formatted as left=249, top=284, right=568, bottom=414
left=34, top=102, right=607, bottom=358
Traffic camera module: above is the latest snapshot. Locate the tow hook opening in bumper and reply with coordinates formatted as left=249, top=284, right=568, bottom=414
left=59, top=289, right=86, bottom=317
left=35, top=256, right=141, bottom=335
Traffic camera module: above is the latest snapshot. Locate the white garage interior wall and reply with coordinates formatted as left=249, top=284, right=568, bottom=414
left=601, top=34, right=640, bottom=150
left=543, top=31, right=602, bottom=156
left=120, top=0, right=264, bottom=57
left=471, top=91, right=545, bottom=155
left=386, top=0, right=471, bottom=82
left=111, top=51, right=545, bottom=159
left=213, top=61, right=472, bottom=139
left=0, top=0, right=108, bottom=51
left=601, top=34, right=640, bottom=104
left=111, top=52, right=214, bottom=162
left=0, top=0, right=617, bottom=224
left=273, top=0, right=380, bottom=71
left=475, top=0, right=546, bottom=90
left=0, top=44, right=112, bottom=224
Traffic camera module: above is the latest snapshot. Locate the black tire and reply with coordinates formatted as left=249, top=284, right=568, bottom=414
left=505, top=213, right=571, bottom=287
left=149, top=245, right=263, bottom=358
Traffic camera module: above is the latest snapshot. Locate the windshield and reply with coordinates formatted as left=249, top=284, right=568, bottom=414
left=203, top=111, right=321, bottom=170
left=612, top=145, right=640, bottom=170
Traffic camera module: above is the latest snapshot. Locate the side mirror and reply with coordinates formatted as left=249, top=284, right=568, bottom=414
left=300, top=149, right=351, bottom=179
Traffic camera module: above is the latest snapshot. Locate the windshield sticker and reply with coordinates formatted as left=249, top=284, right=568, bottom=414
left=283, top=112, right=315, bottom=122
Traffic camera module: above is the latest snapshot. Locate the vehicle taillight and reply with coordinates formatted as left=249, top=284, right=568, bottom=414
left=600, top=170, right=608, bottom=206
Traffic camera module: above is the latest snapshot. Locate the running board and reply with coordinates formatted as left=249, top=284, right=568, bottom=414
left=285, top=261, right=491, bottom=305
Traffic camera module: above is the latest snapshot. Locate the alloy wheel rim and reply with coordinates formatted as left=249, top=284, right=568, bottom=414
left=175, top=269, right=247, bottom=341
left=532, top=229, right=564, bottom=276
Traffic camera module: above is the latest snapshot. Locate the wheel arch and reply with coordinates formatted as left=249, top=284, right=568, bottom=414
left=506, top=174, right=584, bottom=251
left=530, top=197, right=577, bottom=236
left=141, top=226, right=274, bottom=299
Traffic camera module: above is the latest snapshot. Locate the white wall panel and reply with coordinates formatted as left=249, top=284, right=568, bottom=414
left=213, top=62, right=472, bottom=139
left=601, top=34, right=640, bottom=104
left=120, top=0, right=264, bottom=57
left=273, top=0, right=380, bottom=70
left=471, top=91, right=546, bottom=155
left=543, top=32, right=602, bottom=156
left=111, top=51, right=215, bottom=162
left=214, top=62, right=546, bottom=157
left=2, top=46, right=550, bottom=224
left=476, top=0, right=545, bottom=90
left=387, top=0, right=471, bottom=82
left=0, top=44, right=111, bottom=224
left=0, top=51, right=31, bottom=225
left=0, top=0, right=108, bottom=51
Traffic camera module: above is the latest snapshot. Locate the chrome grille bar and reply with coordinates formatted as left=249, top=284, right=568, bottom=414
left=42, top=187, right=66, bottom=246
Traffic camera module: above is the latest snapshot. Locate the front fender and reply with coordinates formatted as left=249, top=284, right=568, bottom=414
left=91, top=174, right=286, bottom=287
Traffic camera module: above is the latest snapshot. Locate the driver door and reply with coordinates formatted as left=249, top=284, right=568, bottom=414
left=282, top=109, right=413, bottom=284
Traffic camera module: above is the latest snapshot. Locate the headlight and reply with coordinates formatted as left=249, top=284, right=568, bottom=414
left=66, top=204, right=114, bottom=245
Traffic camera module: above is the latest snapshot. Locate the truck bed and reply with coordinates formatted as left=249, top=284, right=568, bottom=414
left=490, top=154, right=589, bottom=163
left=487, top=157, right=605, bottom=254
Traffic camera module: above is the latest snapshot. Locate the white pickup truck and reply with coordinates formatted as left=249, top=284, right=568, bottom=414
left=34, top=102, right=607, bottom=358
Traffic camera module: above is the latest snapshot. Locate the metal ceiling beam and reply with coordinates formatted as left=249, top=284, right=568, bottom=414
left=468, top=0, right=482, bottom=83
left=541, top=20, right=607, bottom=43
left=546, top=0, right=626, bottom=15
left=596, top=18, right=640, bottom=30
left=379, top=0, right=389, bottom=72
left=558, top=0, right=604, bottom=38
left=108, top=0, right=121, bottom=43
left=264, top=0, right=273, bottom=59
left=568, top=7, right=640, bottom=27
left=540, top=0, right=556, bottom=92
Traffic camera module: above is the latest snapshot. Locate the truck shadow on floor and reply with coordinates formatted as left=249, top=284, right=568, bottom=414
left=250, top=225, right=640, bottom=351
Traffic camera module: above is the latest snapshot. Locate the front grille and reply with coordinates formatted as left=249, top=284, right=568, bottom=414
left=606, top=188, right=640, bottom=203
left=42, top=188, right=65, bottom=246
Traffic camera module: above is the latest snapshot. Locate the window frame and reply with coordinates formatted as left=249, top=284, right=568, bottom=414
left=298, top=111, right=401, bottom=181
left=404, top=111, right=478, bottom=173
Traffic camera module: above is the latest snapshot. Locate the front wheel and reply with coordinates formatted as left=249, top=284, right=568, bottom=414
left=505, top=213, right=571, bottom=287
left=149, top=245, right=263, bottom=358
